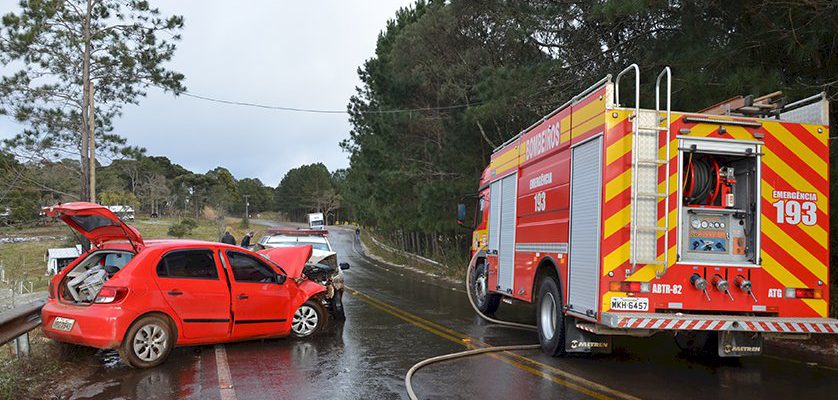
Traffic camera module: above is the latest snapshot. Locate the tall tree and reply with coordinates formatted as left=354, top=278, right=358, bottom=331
left=0, top=0, right=185, bottom=201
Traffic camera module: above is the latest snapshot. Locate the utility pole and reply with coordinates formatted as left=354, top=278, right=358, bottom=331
left=88, top=81, right=96, bottom=202
left=243, top=195, right=250, bottom=228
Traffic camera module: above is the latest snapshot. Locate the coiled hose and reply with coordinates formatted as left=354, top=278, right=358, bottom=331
left=405, top=247, right=540, bottom=400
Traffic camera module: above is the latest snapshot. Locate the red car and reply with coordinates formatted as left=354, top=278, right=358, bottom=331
left=41, top=202, right=330, bottom=368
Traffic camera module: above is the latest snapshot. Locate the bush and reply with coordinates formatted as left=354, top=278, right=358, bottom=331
left=167, top=221, right=194, bottom=238
left=180, top=218, right=198, bottom=230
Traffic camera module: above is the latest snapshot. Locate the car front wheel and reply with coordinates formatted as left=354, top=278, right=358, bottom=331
left=291, top=300, right=328, bottom=338
left=119, top=315, right=174, bottom=368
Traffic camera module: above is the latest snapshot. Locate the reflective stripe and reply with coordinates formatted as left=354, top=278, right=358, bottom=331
left=515, top=242, right=569, bottom=253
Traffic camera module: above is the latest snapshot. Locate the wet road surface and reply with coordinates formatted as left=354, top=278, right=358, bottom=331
left=56, top=226, right=838, bottom=399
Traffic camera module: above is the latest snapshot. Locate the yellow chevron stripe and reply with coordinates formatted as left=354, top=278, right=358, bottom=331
left=762, top=121, right=827, bottom=180
left=761, top=181, right=827, bottom=244
left=607, top=111, right=630, bottom=129
left=605, top=169, right=631, bottom=203
left=490, top=145, right=519, bottom=175
left=604, top=204, right=630, bottom=238
left=801, top=124, right=829, bottom=146
left=626, top=265, right=657, bottom=282
left=606, top=134, right=632, bottom=165
left=762, top=152, right=827, bottom=211
left=761, top=252, right=825, bottom=317
left=603, top=241, right=629, bottom=275
left=760, top=216, right=827, bottom=282
left=802, top=299, right=827, bottom=317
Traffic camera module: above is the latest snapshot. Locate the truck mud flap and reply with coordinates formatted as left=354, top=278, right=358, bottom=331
left=718, top=331, right=763, bottom=357
left=565, top=318, right=612, bottom=354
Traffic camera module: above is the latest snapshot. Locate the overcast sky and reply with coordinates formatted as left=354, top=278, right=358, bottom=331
left=0, top=0, right=413, bottom=187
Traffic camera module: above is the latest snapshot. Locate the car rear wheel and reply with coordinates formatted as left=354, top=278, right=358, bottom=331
left=471, top=261, right=501, bottom=315
left=537, top=277, right=565, bottom=356
left=291, top=300, right=328, bottom=338
left=119, top=315, right=174, bottom=368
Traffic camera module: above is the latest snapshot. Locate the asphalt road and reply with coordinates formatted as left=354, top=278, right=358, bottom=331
left=54, top=226, right=838, bottom=400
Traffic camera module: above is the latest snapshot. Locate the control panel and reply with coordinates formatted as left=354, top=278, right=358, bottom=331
left=681, top=208, right=749, bottom=264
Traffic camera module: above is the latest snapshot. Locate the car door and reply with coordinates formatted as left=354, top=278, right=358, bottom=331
left=154, top=249, right=232, bottom=339
left=222, top=250, right=292, bottom=339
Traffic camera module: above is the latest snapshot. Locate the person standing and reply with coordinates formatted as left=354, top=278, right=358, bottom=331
left=241, top=231, right=254, bottom=249
left=221, top=231, right=237, bottom=246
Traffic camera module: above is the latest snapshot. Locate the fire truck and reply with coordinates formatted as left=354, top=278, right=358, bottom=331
left=459, top=65, right=836, bottom=357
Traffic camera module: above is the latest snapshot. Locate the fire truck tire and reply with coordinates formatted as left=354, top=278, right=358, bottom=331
left=674, top=331, right=716, bottom=355
left=471, top=261, right=501, bottom=315
left=536, top=277, right=565, bottom=356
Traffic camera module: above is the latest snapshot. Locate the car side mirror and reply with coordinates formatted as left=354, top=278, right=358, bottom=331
left=456, top=203, right=467, bottom=226
left=275, top=274, right=287, bottom=284
left=339, top=262, right=350, bottom=270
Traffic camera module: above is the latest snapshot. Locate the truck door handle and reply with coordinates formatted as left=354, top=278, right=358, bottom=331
left=237, top=294, right=249, bottom=300
left=167, top=290, right=183, bottom=296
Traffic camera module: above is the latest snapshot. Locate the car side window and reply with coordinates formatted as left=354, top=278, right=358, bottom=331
left=226, top=251, right=276, bottom=283
left=157, top=250, right=219, bottom=280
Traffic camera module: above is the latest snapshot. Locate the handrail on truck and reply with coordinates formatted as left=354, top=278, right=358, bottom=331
left=656, top=66, right=672, bottom=276
left=615, top=64, right=642, bottom=271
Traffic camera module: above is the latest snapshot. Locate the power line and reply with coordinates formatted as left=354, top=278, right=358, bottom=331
left=178, top=91, right=481, bottom=114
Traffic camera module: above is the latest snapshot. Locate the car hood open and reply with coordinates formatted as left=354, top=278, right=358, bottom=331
left=43, top=202, right=143, bottom=249
left=258, top=245, right=312, bottom=278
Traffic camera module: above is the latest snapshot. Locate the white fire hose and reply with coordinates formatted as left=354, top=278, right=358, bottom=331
left=405, top=247, right=540, bottom=400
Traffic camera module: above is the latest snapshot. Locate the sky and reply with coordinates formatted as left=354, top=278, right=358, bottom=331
left=0, top=0, right=414, bottom=187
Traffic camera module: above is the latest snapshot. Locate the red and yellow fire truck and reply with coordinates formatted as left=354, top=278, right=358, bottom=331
left=460, top=65, right=836, bottom=357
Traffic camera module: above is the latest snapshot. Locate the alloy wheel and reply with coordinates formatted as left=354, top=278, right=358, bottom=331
left=292, top=305, right=319, bottom=337
left=132, top=323, right=168, bottom=362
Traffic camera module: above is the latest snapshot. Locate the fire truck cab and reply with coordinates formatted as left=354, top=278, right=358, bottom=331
left=462, top=65, right=836, bottom=357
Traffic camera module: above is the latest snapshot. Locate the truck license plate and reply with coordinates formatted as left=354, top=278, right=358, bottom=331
left=52, top=317, right=75, bottom=332
left=610, top=297, right=649, bottom=312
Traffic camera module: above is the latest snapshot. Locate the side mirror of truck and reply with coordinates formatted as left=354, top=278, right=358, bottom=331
left=456, top=203, right=467, bottom=227
left=339, top=262, right=350, bottom=270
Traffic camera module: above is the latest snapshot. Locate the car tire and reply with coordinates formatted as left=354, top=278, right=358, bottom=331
left=537, top=276, right=565, bottom=356
left=119, top=315, right=174, bottom=368
left=471, top=261, right=501, bottom=315
left=330, top=291, right=346, bottom=320
left=291, top=300, right=329, bottom=338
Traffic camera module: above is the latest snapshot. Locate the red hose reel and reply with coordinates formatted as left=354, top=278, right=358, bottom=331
left=682, top=154, right=735, bottom=208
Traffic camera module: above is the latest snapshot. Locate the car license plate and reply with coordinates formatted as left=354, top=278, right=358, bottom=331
left=610, top=297, right=649, bottom=312
left=52, top=317, right=75, bottom=332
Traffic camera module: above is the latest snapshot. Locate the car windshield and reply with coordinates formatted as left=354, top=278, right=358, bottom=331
left=270, top=241, right=330, bottom=252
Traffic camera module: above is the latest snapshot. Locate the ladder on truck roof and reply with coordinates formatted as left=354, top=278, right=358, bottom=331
left=614, top=65, right=672, bottom=275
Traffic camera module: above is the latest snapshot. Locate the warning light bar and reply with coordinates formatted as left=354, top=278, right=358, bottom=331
left=784, top=287, right=822, bottom=299
left=609, top=281, right=650, bottom=293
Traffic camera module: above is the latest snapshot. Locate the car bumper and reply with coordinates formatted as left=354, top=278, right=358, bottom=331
left=41, top=301, right=139, bottom=349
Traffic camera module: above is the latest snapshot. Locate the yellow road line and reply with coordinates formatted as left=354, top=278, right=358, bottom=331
left=346, top=286, right=641, bottom=400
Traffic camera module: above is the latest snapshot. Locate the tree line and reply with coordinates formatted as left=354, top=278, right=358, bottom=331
left=338, top=0, right=837, bottom=268
left=0, top=151, right=343, bottom=224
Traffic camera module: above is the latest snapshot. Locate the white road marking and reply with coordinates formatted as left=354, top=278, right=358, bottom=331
left=215, top=344, right=238, bottom=400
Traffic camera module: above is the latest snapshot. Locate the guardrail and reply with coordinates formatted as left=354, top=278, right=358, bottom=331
left=0, top=299, right=45, bottom=358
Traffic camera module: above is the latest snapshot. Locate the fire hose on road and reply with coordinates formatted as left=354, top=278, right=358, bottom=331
left=404, top=247, right=540, bottom=400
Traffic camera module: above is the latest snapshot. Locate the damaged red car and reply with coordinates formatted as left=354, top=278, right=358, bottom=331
left=41, top=202, right=330, bottom=368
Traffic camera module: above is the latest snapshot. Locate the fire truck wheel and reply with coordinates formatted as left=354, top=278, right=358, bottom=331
left=536, top=277, right=565, bottom=356
left=674, top=331, right=715, bottom=355
left=471, top=261, right=500, bottom=315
